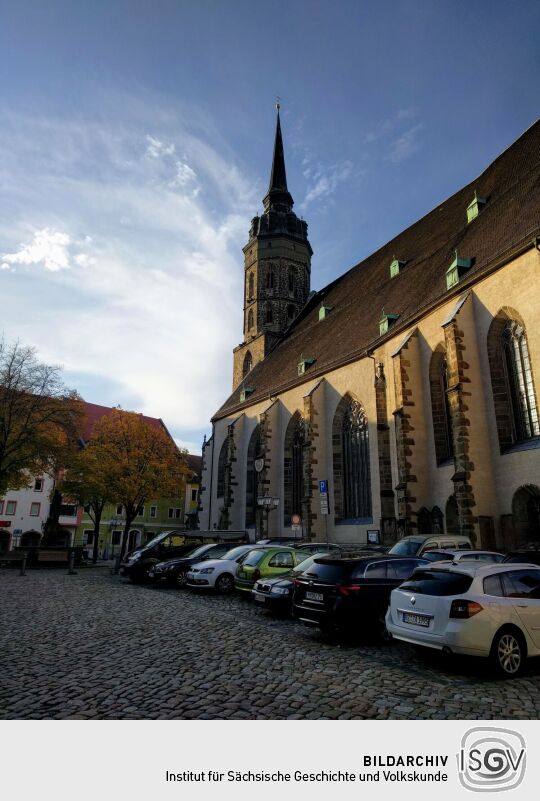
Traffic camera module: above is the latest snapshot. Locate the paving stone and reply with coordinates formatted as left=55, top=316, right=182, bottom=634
left=1, top=566, right=539, bottom=720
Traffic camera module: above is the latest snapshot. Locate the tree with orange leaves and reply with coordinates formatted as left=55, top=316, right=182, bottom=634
left=88, top=408, right=187, bottom=565
left=0, top=338, right=83, bottom=495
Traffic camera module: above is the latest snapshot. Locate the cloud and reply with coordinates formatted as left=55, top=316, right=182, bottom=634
left=301, top=160, right=353, bottom=207
left=1, top=228, right=95, bottom=272
left=145, top=135, right=175, bottom=159
left=2, top=228, right=72, bottom=272
left=363, top=107, right=417, bottom=145
left=386, top=124, right=423, bottom=164
left=168, top=160, right=199, bottom=193
left=0, top=99, right=258, bottom=449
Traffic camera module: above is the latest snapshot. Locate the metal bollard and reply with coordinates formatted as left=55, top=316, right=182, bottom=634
left=19, top=554, right=27, bottom=577
left=68, top=551, right=77, bottom=575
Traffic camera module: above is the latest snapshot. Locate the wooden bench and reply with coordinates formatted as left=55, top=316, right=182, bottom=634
left=0, top=550, right=28, bottom=575
left=38, top=549, right=77, bottom=573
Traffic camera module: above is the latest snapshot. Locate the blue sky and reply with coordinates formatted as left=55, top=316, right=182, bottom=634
left=1, top=0, right=539, bottom=453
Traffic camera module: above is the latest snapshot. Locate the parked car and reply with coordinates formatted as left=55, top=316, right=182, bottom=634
left=504, top=551, right=540, bottom=566
left=256, top=538, right=302, bottom=546
left=148, top=542, right=237, bottom=586
left=251, top=552, right=330, bottom=614
left=388, top=534, right=473, bottom=556
left=293, top=555, right=429, bottom=634
left=186, top=545, right=254, bottom=593
left=422, top=549, right=505, bottom=564
left=120, top=531, right=195, bottom=581
left=294, top=542, right=342, bottom=555
left=386, top=562, right=540, bottom=677
left=235, top=547, right=303, bottom=594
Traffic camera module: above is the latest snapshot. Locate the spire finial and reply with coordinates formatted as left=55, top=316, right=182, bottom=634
left=275, top=96, right=281, bottom=112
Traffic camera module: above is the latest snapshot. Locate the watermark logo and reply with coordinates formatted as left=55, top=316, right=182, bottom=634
left=457, top=727, right=526, bottom=792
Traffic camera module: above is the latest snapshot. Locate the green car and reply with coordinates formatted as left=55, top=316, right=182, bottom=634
left=235, top=547, right=302, bottom=593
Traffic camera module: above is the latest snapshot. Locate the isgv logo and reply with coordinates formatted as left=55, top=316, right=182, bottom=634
left=457, top=727, right=526, bottom=792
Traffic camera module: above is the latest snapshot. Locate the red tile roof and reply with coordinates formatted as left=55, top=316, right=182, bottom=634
left=215, top=119, right=540, bottom=420
left=80, top=402, right=166, bottom=442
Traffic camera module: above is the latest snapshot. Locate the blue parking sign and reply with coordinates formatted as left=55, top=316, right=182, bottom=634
left=319, top=479, right=328, bottom=494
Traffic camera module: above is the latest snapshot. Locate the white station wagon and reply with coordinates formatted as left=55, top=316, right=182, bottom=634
left=386, top=562, right=540, bottom=677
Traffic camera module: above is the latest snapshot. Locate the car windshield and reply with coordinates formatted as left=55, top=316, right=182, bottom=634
left=142, top=532, right=171, bottom=550
left=400, top=570, right=473, bottom=595
left=293, top=553, right=328, bottom=574
left=389, top=539, right=424, bottom=556
left=187, top=544, right=213, bottom=559
left=222, top=546, right=249, bottom=561
left=242, top=550, right=266, bottom=567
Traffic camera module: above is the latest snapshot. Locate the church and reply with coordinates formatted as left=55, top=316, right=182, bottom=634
left=200, top=111, right=540, bottom=548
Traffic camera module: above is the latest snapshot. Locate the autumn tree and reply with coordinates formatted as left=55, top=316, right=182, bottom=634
left=59, top=445, right=113, bottom=564
left=89, top=409, right=187, bottom=566
left=0, top=337, right=83, bottom=495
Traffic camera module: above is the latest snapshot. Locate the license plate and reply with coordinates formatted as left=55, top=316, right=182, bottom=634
left=253, top=593, right=265, bottom=603
left=305, top=591, right=324, bottom=602
left=237, top=571, right=246, bottom=579
left=402, top=612, right=430, bottom=627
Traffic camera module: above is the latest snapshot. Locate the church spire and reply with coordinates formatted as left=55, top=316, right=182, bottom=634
left=263, top=102, right=294, bottom=213
left=269, top=105, right=288, bottom=193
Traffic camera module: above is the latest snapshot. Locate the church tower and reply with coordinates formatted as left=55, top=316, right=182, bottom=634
left=232, top=106, right=313, bottom=389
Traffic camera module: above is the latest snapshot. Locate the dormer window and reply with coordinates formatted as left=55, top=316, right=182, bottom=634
left=240, top=386, right=254, bottom=403
left=297, top=355, right=316, bottom=376
left=379, top=313, right=400, bottom=336
left=446, top=251, right=472, bottom=289
left=319, top=305, right=332, bottom=321
left=389, top=257, right=407, bottom=278
left=466, top=192, right=487, bottom=223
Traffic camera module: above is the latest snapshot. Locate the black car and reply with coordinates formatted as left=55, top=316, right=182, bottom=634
left=251, top=552, right=330, bottom=615
left=148, top=542, right=236, bottom=586
left=294, top=542, right=342, bottom=555
left=293, top=555, right=429, bottom=634
left=120, top=531, right=197, bottom=582
left=504, top=551, right=540, bottom=566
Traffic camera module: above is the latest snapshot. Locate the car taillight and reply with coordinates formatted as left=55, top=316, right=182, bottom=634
left=252, top=569, right=261, bottom=581
left=450, top=599, right=483, bottom=618
left=338, top=584, right=361, bottom=596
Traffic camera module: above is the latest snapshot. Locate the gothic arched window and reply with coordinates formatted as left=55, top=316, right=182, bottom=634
left=248, top=272, right=254, bottom=299
left=266, top=304, right=273, bottom=323
left=429, top=347, right=454, bottom=464
left=245, top=425, right=262, bottom=528
left=503, top=321, right=539, bottom=441
left=266, top=269, right=275, bottom=290
left=242, top=351, right=252, bottom=378
left=284, top=413, right=306, bottom=526
left=332, top=395, right=371, bottom=521
left=488, top=310, right=539, bottom=450
left=288, top=268, right=295, bottom=294
left=247, top=308, right=254, bottom=331
left=217, top=438, right=228, bottom=498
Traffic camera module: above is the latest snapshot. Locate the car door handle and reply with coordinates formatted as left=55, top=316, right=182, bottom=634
left=516, top=604, right=528, bottom=608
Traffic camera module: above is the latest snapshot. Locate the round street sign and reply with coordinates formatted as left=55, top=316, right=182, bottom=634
left=254, top=458, right=264, bottom=473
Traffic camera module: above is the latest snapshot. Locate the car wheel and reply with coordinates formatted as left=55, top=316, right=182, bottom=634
left=490, top=628, right=526, bottom=678
left=216, top=573, right=234, bottom=594
left=176, top=570, right=188, bottom=588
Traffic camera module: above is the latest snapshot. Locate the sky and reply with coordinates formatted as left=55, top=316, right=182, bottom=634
left=1, top=0, right=539, bottom=454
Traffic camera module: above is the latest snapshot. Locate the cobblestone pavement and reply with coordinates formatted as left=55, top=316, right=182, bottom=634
left=1, top=566, right=539, bottom=720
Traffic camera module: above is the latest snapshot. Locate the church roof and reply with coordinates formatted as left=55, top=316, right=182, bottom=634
left=215, top=118, right=540, bottom=421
